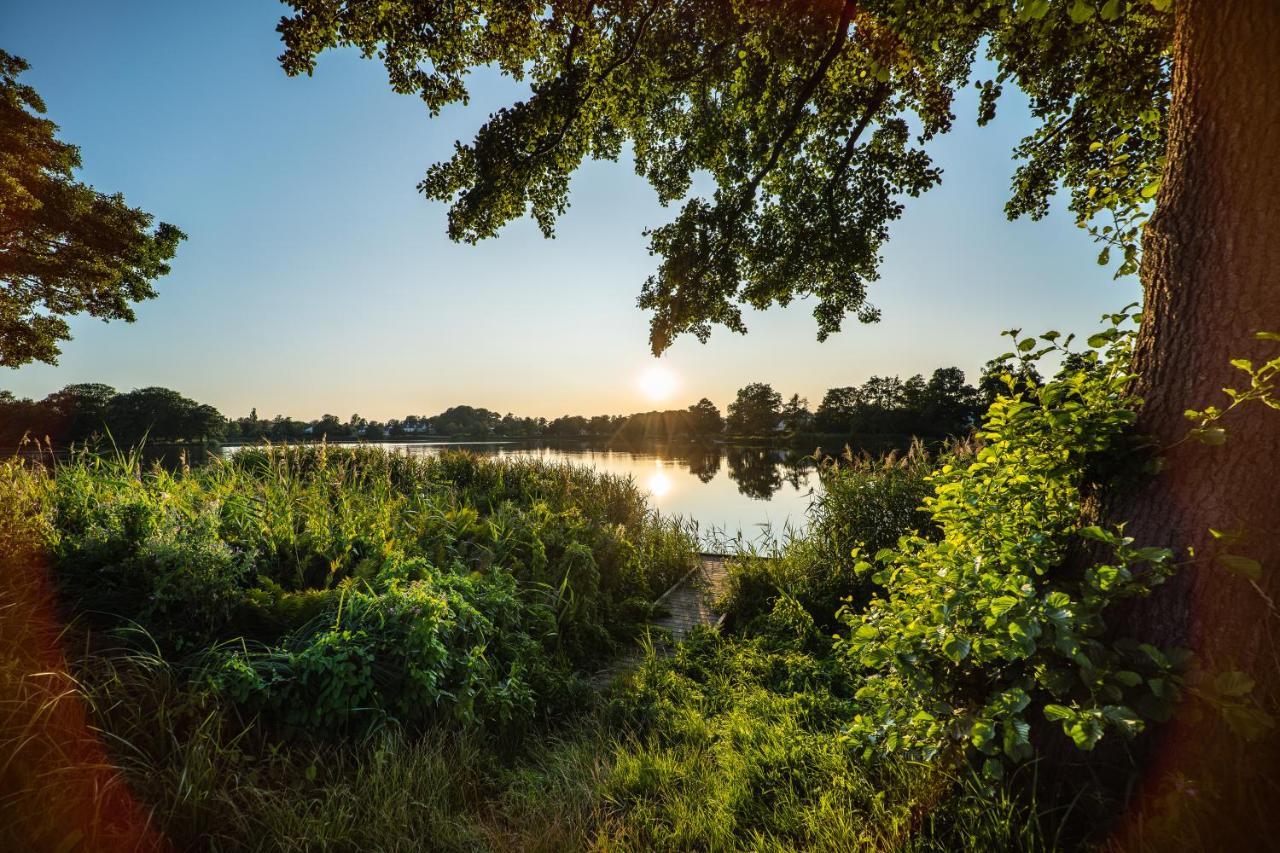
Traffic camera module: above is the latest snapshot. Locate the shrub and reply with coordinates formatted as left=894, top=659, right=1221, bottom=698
left=719, top=443, right=935, bottom=635
left=838, top=311, right=1185, bottom=778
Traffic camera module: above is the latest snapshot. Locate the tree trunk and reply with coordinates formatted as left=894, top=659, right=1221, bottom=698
left=1108, top=0, right=1280, bottom=841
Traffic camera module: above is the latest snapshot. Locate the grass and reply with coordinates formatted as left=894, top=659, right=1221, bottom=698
left=2, top=442, right=1270, bottom=850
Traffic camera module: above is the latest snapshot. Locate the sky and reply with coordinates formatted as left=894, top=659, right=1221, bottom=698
left=3, top=0, right=1139, bottom=421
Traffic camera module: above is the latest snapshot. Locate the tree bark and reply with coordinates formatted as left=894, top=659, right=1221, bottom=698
left=1124, top=0, right=1280, bottom=685
left=1109, top=0, right=1280, bottom=841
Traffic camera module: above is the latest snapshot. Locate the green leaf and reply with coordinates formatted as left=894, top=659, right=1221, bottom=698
left=1043, top=704, right=1074, bottom=722
left=1079, top=525, right=1117, bottom=544
left=1102, top=704, right=1143, bottom=736
left=1222, top=704, right=1275, bottom=741
left=990, top=596, right=1019, bottom=617
left=1114, top=670, right=1143, bottom=687
left=1214, top=670, right=1256, bottom=698
left=982, top=757, right=1004, bottom=781
left=1017, top=337, right=1037, bottom=352
left=1216, top=554, right=1262, bottom=579
left=943, top=635, right=972, bottom=662
left=1100, top=0, right=1123, bottom=20
left=1044, top=591, right=1071, bottom=609
left=1087, top=331, right=1114, bottom=348
left=1190, top=427, right=1227, bottom=446
left=1068, top=0, right=1096, bottom=23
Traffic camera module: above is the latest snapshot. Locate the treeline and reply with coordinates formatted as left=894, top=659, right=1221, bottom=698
left=227, top=400, right=727, bottom=442
left=3, top=365, right=1001, bottom=449
left=0, top=384, right=225, bottom=446
left=724, top=365, right=998, bottom=439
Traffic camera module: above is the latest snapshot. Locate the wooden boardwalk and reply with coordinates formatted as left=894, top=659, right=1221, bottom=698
left=592, top=554, right=730, bottom=687
left=649, top=554, right=729, bottom=643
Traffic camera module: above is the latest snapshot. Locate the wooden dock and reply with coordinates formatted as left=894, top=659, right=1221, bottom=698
left=592, top=554, right=730, bottom=687
left=649, top=554, right=729, bottom=643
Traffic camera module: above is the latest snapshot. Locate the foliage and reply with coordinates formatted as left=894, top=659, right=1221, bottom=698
left=601, top=628, right=1075, bottom=851
left=276, top=1, right=1172, bottom=352
left=0, top=382, right=226, bottom=446
left=0, top=51, right=184, bottom=367
left=815, top=367, right=983, bottom=437
left=720, top=442, right=936, bottom=635
left=838, top=309, right=1187, bottom=777
left=726, top=382, right=783, bottom=436
left=40, top=446, right=699, bottom=732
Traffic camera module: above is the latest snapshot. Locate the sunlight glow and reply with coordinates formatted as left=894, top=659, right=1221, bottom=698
left=646, top=463, right=673, bottom=499
left=638, top=365, right=678, bottom=402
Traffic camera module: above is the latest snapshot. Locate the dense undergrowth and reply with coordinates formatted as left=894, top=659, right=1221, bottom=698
left=2, top=317, right=1277, bottom=850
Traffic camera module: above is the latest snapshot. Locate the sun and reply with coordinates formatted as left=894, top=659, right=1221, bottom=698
left=638, top=364, right=678, bottom=402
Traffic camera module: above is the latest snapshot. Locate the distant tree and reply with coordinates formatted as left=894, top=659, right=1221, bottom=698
left=920, top=367, right=982, bottom=436
left=726, top=383, right=782, bottom=436
left=546, top=415, right=589, bottom=438
left=187, top=403, right=227, bottom=443
left=978, top=358, right=1043, bottom=407
left=432, top=405, right=500, bottom=437
left=312, top=413, right=347, bottom=439
left=0, top=390, right=42, bottom=444
left=686, top=398, right=724, bottom=436
left=814, top=386, right=862, bottom=434
left=40, top=382, right=116, bottom=443
left=780, top=394, right=812, bottom=433
left=0, top=52, right=184, bottom=367
left=587, top=414, right=621, bottom=438
left=105, top=387, right=224, bottom=444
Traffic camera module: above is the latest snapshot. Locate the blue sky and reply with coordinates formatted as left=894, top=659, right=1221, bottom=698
left=4, top=1, right=1139, bottom=420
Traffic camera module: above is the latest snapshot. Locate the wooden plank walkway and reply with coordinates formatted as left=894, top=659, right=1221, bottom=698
left=649, top=554, right=729, bottom=643
left=592, top=554, right=730, bottom=687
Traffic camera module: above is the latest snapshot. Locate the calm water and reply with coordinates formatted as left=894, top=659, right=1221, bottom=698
left=348, top=441, right=824, bottom=542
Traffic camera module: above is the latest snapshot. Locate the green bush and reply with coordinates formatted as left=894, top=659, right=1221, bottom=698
left=720, top=443, right=935, bottom=635
left=37, top=446, right=699, bottom=733
left=839, top=311, right=1185, bottom=777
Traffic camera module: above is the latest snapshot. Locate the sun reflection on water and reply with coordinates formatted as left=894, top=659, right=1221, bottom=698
left=646, top=461, right=673, bottom=500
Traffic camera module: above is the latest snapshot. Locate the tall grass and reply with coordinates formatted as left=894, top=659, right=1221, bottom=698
left=5, top=443, right=1243, bottom=850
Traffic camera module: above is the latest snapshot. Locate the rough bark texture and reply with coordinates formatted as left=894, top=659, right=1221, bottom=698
left=1109, top=0, right=1280, bottom=842
left=1123, top=0, right=1280, bottom=684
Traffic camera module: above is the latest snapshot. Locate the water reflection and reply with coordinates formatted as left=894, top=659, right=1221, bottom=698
left=646, top=463, right=674, bottom=498
left=725, top=446, right=784, bottom=500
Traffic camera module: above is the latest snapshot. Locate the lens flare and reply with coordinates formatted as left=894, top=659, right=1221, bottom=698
left=638, top=365, right=678, bottom=402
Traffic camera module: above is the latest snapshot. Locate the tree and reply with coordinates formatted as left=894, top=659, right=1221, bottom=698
left=920, top=367, right=982, bottom=436
left=725, top=383, right=782, bottom=436
left=104, top=387, right=223, bottom=445
left=686, top=398, right=724, bottom=436
left=1, top=52, right=184, bottom=367
left=278, top=0, right=1280, bottom=804
left=815, top=386, right=862, bottom=434
left=40, top=382, right=116, bottom=443
left=780, top=393, right=812, bottom=433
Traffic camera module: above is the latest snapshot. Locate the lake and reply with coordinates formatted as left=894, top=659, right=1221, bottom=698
left=337, top=440, right=826, bottom=544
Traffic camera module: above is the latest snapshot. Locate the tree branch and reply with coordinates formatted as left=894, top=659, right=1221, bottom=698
left=741, top=0, right=859, bottom=205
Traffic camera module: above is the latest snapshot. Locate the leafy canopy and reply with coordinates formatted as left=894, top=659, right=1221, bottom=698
left=277, top=0, right=1171, bottom=353
left=0, top=51, right=184, bottom=367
